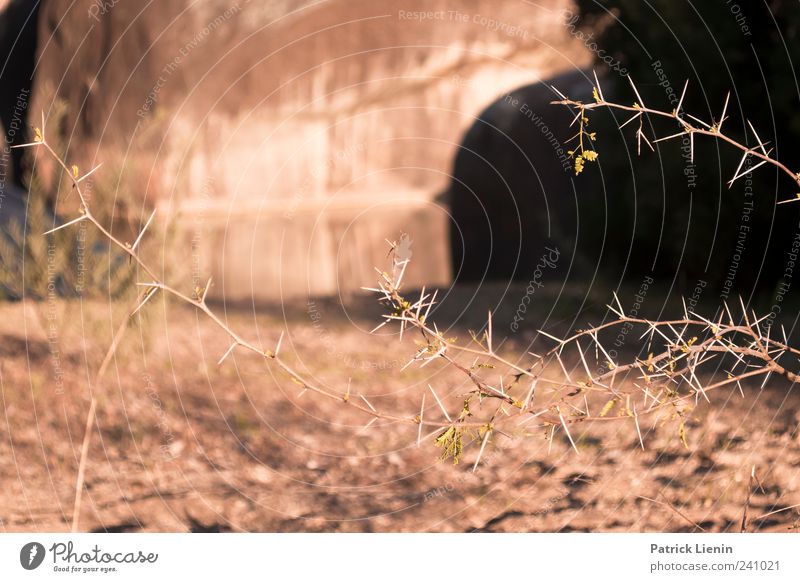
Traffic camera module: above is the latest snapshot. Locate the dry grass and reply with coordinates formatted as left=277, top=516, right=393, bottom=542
left=7, top=74, right=800, bottom=531
left=1, top=296, right=799, bottom=532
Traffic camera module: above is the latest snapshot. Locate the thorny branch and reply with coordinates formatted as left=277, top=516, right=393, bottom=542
left=551, top=71, right=800, bottom=200
left=16, top=97, right=800, bottom=531
left=368, top=252, right=799, bottom=456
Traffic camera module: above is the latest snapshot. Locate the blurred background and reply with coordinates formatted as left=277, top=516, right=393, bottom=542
left=1, top=0, right=799, bottom=533
left=1, top=0, right=798, bottom=310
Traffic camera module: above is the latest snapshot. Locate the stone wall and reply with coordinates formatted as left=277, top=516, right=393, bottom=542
left=29, top=0, right=590, bottom=300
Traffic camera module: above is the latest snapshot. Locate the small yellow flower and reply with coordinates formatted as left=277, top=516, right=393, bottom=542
left=34, top=127, right=43, bottom=142
left=72, top=165, right=79, bottom=178
left=583, top=150, right=598, bottom=162
left=592, top=87, right=600, bottom=103
left=574, top=155, right=585, bottom=175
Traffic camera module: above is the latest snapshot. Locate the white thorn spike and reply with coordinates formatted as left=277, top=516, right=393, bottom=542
left=593, top=70, right=604, bottom=101
left=558, top=408, right=579, bottom=455
left=131, top=208, right=157, bottom=252
left=360, top=394, right=377, bottom=413
left=76, top=162, right=104, bottom=184
left=628, top=75, right=645, bottom=109
left=472, top=429, right=491, bottom=473
left=428, top=385, right=451, bottom=422
left=43, top=214, right=88, bottom=235
left=201, top=277, right=213, bottom=304
left=746, top=120, right=769, bottom=155
left=718, top=92, right=730, bottom=132
left=550, top=85, right=567, bottom=100
left=217, top=342, right=237, bottom=366
left=676, top=80, right=689, bottom=113
left=131, top=287, right=158, bottom=317
left=619, top=111, right=643, bottom=130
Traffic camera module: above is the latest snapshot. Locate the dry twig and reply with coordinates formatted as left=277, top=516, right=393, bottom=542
left=551, top=75, right=800, bottom=200
left=17, top=90, right=800, bottom=529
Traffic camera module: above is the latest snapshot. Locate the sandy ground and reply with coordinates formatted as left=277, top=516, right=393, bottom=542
left=1, top=292, right=799, bottom=533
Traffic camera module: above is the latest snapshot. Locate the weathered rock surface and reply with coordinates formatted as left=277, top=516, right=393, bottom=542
left=21, top=0, right=590, bottom=299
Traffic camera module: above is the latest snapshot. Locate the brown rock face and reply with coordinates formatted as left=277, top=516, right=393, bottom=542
left=30, top=0, right=589, bottom=299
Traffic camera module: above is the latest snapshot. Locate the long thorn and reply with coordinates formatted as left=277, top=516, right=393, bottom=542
left=43, top=214, right=87, bottom=235
left=217, top=342, right=238, bottom=366
left=558, top=408, right=579, bottom=454
left=472, top=429, right=492, bottom=473
left=131, top=208, right=157, bottom=252
left=429, top=385, right=451, bottom=422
